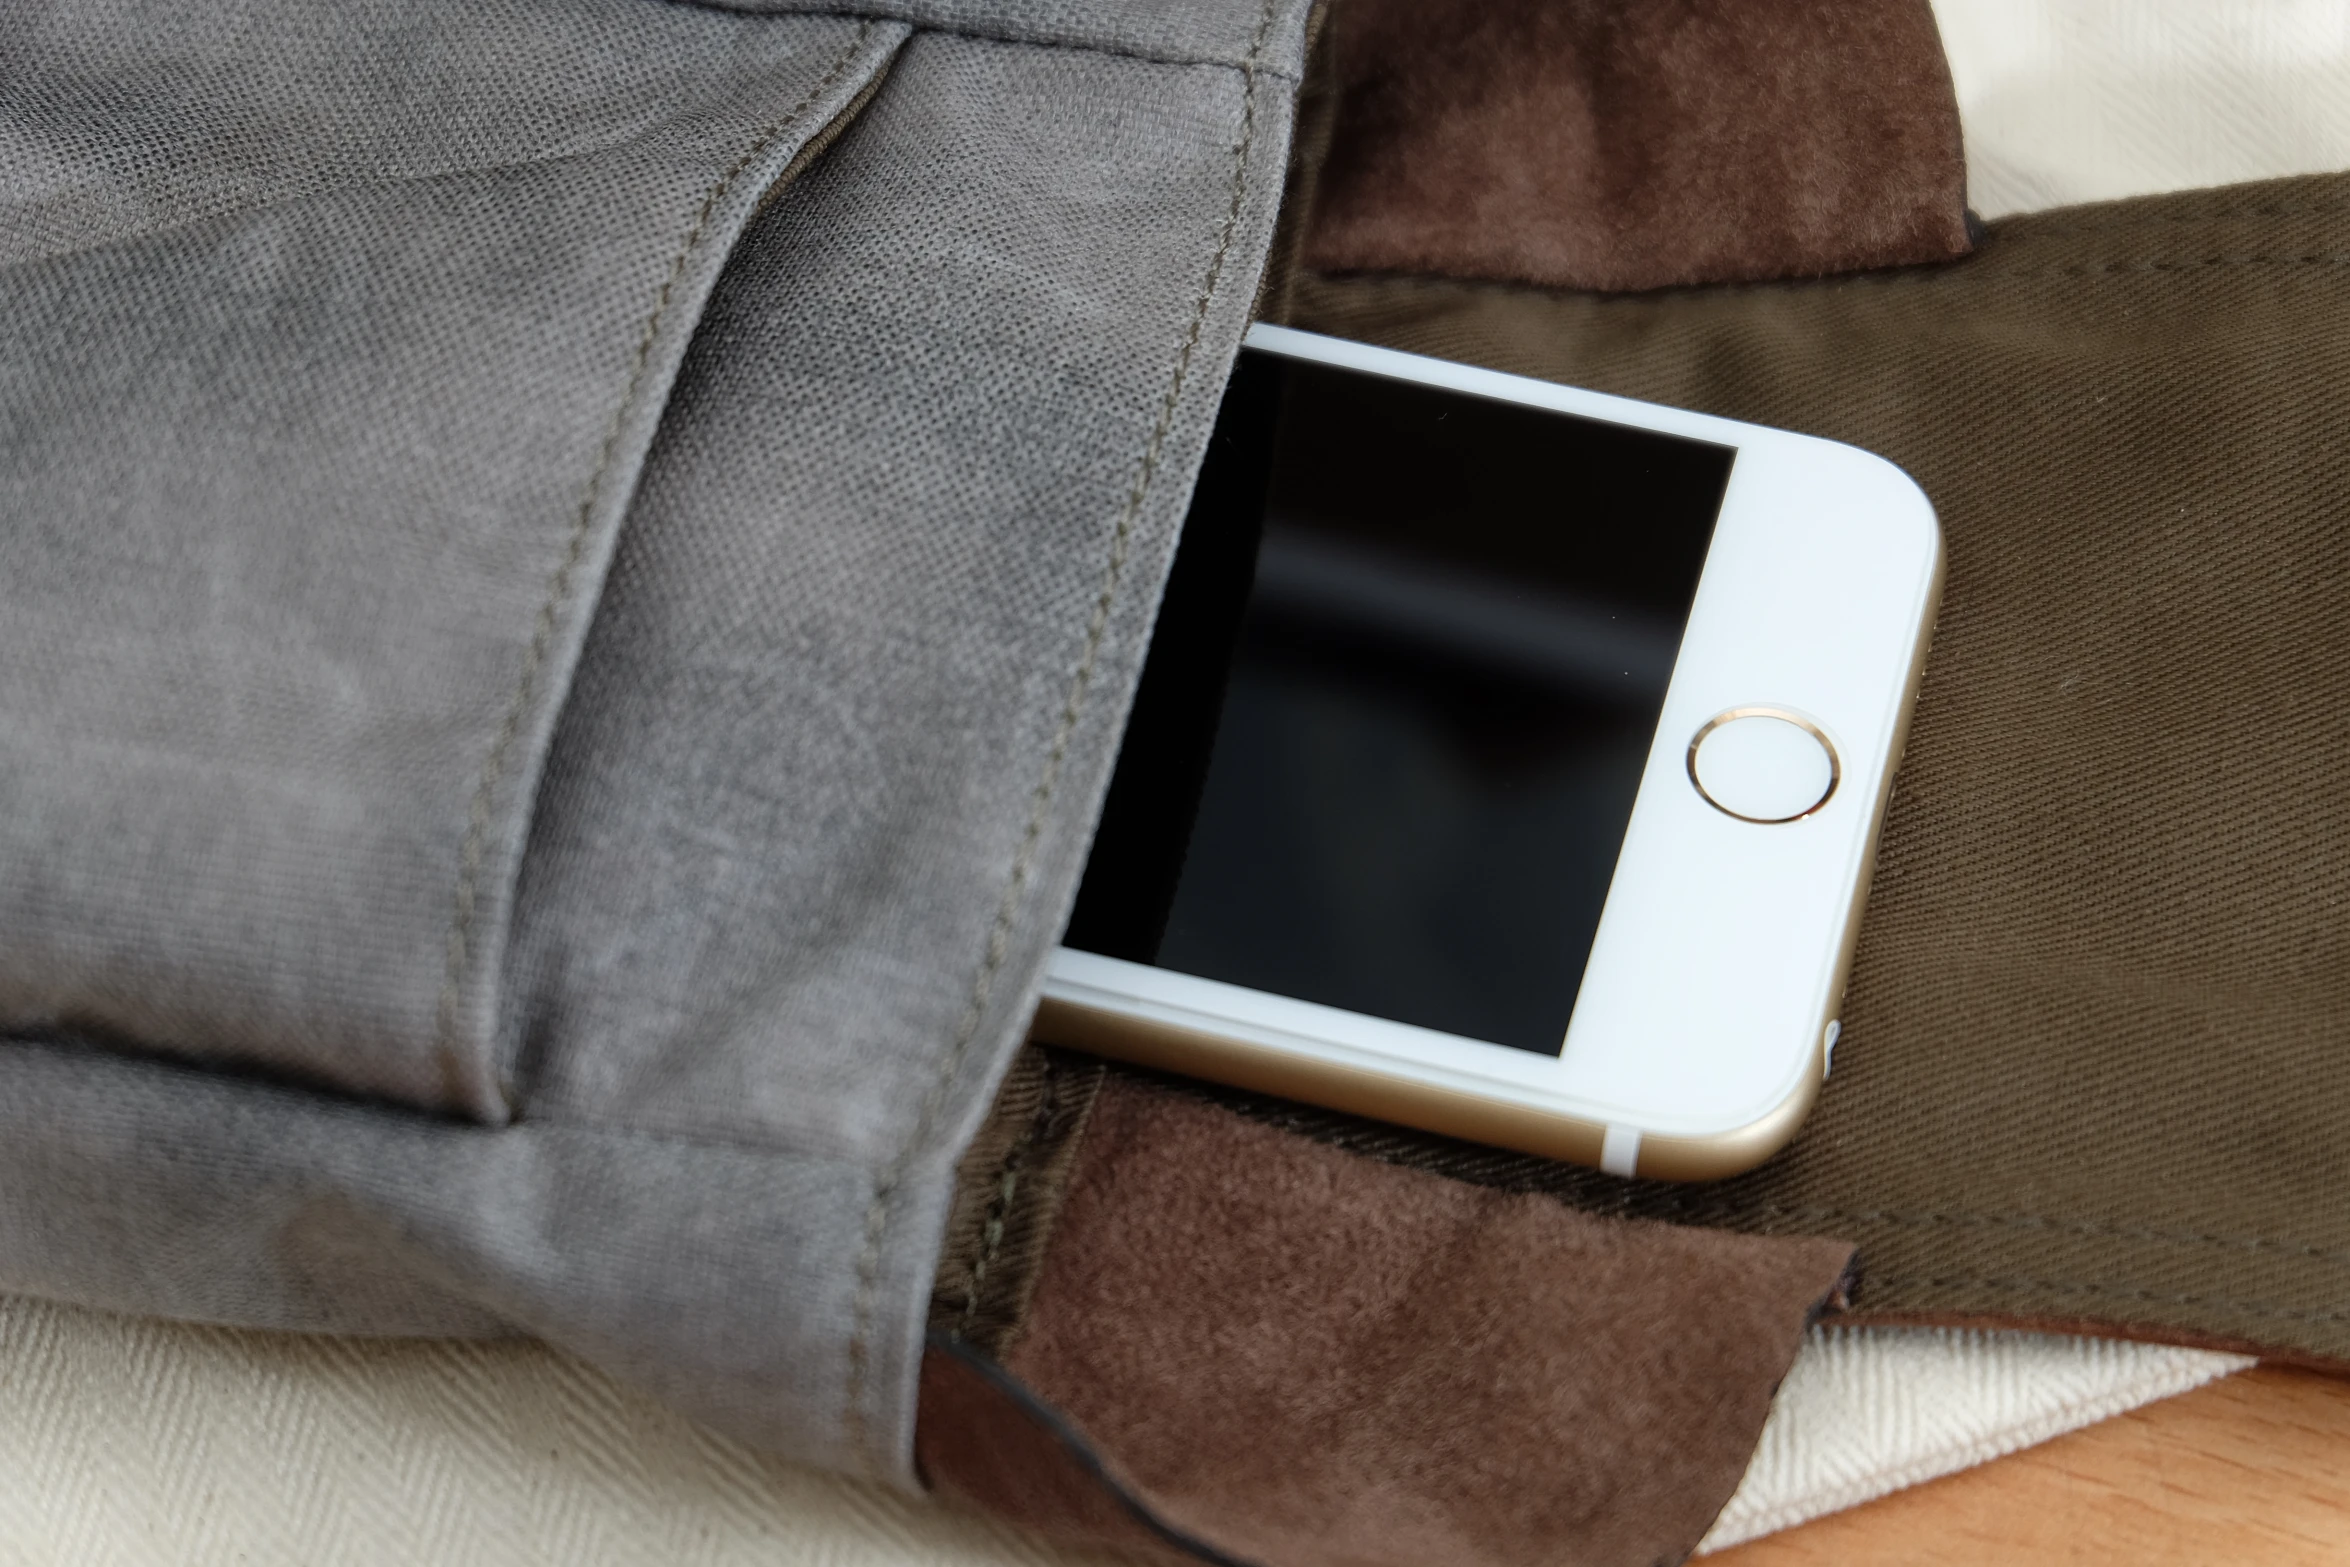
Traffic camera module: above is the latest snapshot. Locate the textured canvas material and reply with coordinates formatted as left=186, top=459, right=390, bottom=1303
left=1937, top=0, right=2350, bottom=221
left=1302, top=0, right=1974, bottom=292
left=0, top=0, right=902, bottom=1117
left=1696, top=1326, right=2249, bottom=1552
left=0, top=0, right=1312, bottom=1481
left=698, top=0, right=1301, bottom=67
left=0, top=1289, right=2246, bottom=1567
left=1268, top=171, right=2350, bottom=1367
left=922, top=1072, right=1857, bottom=1567
left=0, top=1290, right=1102, bottom=1567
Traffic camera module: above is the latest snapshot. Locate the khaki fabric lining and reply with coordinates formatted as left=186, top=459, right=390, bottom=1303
left=930, top=1049, right=1109, bottom=1359
left=1258, top=171, right=2350, bottom=1364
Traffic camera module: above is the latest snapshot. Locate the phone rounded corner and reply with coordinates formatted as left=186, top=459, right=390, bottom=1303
left=1629, top=1044, right=1827, bottom=1182
left=1776, top=430, right=1939, bottom=563
left=1855, top=448, right=1944, bottom=579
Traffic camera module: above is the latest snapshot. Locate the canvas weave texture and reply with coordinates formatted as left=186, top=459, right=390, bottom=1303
left=0, top=0, right=900, bottom=1119
left=0, top=0, right=1312, bottom=1479
left=1696, top=1327, right=2248, bottom=1551
left=0, top=1293, right=2244, bottom=1566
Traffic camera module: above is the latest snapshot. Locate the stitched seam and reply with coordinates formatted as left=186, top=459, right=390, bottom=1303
left=7, top=1023, right=1102, bottom=1173
left=1997, top=251, right=2350, bottom=280
left=433, top=23, right=879, bottom=1111
left=1300, top=247, right=2350, bottom=306
left=1726, top=1201, right=2350, bottom=1272
left=9, top=1025, right=898, bottom=1161
left=1866, top=1273, right=2350, bottom=1328
left=2001, top=195, right=2350, bottom=236
left=956, top=1057, right=1058, bottom=1338
left=839, top=0, right=1278, bottom=1468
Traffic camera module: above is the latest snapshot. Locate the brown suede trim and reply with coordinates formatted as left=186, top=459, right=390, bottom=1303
left=1273, top=171, right=2350, bottom=1369
left=917, top=1338, right=1216, bottom=1567
left=1303, top=0, right=1974, bottom=292
left=923, top=1073, right=1854, bottom=1567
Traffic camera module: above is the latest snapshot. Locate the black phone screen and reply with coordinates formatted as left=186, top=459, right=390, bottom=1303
left=1063, top=348, right=1734, bottom=1055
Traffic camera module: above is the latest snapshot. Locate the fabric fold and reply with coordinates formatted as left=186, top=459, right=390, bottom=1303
left=0, top=0, right=906, bottom=1119
left=0, top=0, right=1314, bottom=1481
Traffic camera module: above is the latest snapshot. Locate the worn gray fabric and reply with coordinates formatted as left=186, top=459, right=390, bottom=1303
left=0, top=0, right=904, bottom=1115
left=0, top=0, right=1308, bottom=1482
left=700, top=0, right=1286, bottom=67
left=504, top=18, right=1307, bottom=1470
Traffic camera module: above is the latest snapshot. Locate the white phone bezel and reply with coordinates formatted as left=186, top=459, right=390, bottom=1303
left=1036, top=323, right=1943, bottom=1180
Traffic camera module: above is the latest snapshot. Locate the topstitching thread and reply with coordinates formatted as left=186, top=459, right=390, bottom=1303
left=1866, top=1271, right=2350, bottom=1328
left=839, top=0, right=1279, bottom=1467
left=433, top=24, right=880, bottom=1114
left=1739, top=1200, right=2350, bottom=1274
left=2001, top=193, right=2350, bottom=236
left=956, top=1057, right=1060, bottom=1339
left=1301, top=246, right=2350, bottom=306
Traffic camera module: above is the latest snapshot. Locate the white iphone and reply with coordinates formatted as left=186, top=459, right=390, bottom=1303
left=1035, top=324, right=1941, bottom=1180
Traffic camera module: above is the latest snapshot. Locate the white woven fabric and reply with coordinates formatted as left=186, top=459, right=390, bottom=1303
left=0, top=1297, right=2253, bottom=1565
left=1697, top=1328, right=2251, bottom=1552
left=3, top=1, right=2327, bottom=1559
left=0, top=1295, right=1068, bottom=1567
left=1938, top=0, right=2350, bottom=218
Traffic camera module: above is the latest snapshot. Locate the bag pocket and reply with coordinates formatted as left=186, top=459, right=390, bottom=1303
left=0, top=3, right=906, bottom=1120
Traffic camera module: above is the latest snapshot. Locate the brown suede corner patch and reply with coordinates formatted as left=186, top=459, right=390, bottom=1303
left=1304, top=0, right=1974, bottom=292
left=919, top=1338, right=1210, bottom=1567
left=923, top=1071, right=1854, bottom=1567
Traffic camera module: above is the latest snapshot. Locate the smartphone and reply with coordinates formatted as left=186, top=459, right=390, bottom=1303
left=1036, top=325, right=1941, bottom=1180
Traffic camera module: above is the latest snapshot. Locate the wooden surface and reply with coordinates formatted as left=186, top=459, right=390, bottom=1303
left=1712, top=1366, right=2350, bottom=1565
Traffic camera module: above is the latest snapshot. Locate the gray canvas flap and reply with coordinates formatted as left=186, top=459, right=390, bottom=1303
left=703, top=0, right=1297, bottom=65
left=0, top=0, right=906, bottom=1118
left=0, top=0, right=1311, bottom=1481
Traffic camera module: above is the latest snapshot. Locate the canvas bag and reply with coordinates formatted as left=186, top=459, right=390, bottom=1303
left=0, top=0, right=1312, bottom=1481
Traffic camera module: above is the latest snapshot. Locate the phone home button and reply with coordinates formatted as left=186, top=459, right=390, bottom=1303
left=1688, top=708, right=1839, bottom=823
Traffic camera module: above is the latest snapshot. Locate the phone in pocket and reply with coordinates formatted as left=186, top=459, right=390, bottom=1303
left=1036, top=325, right=1941, bottom=1180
